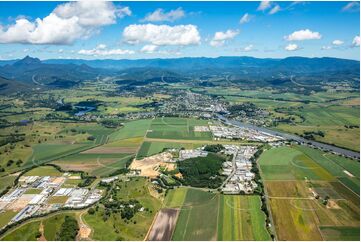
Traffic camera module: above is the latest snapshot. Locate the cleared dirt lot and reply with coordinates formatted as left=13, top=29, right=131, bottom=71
left=129, top=152, right=175, bottom=178
left=147, top=208, right=179, bottom=241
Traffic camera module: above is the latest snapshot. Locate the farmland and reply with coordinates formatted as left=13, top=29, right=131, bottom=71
left=146, top=117, right=213, bottom=141
left=172, top=188, right=219, bottom=240
left=0, top=45, right=359, bottom=241
left=52, top=152, right=133, bottom=176
left=218, top=195, right=270, bottom=241
left=259, top=145, right=360, bottom=241
left=212, top=86, right=360, bottom=151
left=108, top=119, right=152, bottom=141
left=164, top=188, right=271, bottom=241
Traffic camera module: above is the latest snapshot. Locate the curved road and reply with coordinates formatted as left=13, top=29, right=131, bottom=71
left=217, top=114, right=360, bottom=159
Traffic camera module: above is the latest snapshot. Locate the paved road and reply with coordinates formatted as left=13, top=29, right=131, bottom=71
left=220, top=149, right=238, bottom=188
left=217, top=114, right=360, bottom=159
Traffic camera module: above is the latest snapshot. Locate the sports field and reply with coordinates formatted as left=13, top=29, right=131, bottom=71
left=258, top=145, right=360, bottom=241
left=165, top=188, right=270, bottom=241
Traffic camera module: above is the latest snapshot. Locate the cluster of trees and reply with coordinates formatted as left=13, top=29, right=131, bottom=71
left=345, top=125, right=359, bottom=129
left=5, top=159, right=23, bottom=167
left=0, top=134, right=25, bottom=147
left=101, top=198, right=144, bottom=221
left=228, top=102, right=261, bottom=117
left=55, top=216, right=79, bottom=241
left=204, top=144, right=224, bottom=153
left=177, top=153, right=225, bottom=188
left=99, top=119, right=123, bottom=128
left=302, top=130, right=325, bottom=140
left=252, top=147, right=275, bottom=239
left=78, top=173, right=96, bottom=187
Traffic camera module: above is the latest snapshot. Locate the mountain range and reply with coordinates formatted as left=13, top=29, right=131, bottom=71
left=0, top=56, right=359, bottom=92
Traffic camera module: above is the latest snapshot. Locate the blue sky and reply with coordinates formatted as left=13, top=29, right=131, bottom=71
left=0, top=1, right=359, bottom=60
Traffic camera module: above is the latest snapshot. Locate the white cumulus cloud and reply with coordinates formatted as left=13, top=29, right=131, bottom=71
left=240, top=13, right=252, bottom=24
left=332, top=40, right=344, bottom=45
left=142, top=8, right=185, bottom=22
left=210, top=29, right=239, bottom=47
left=0, top=2, right=130, bottom=45
left=352, top=35, right=360, bottom=47
left=285, top=43, right=300, bottom=51
left=257, top=1, right=272, bottom=11
left=243, top=44, right=254, bottom=51
left=78, top=45, right=134, bottom=56
left=321, top=46, right=332, bottom=50
left=269, top=5, right=281, bottom=14
left=285, top=29, right=322, bottom=41
left=123, top=24, right=201, bottom=46
left=342, top=2, right=360, bottom=12
left=141, top=44, right=159, bottom=53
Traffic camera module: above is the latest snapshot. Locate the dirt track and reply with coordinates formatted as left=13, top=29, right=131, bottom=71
left=147, top=208, right=179, bottom=241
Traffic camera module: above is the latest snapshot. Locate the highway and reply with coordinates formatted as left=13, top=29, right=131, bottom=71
left=216, top=114, right=360, bottom=159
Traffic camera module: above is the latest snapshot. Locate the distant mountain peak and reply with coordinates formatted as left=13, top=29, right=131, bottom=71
left=13, top=56, right=42, bottom=66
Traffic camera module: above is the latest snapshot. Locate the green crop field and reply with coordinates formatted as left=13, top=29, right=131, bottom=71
left=259, top=145, right=360, bottom=241
left=320, top=226, right=360, bottom=241
left=90, top=154, right=134, bottom=177
left=294, top=145, right=360, bottom=178
left=103, top=137, right=143, bottom=148
left=218, top=195, right=271, bottom=241
left=172, top=189, right=219, bottom=241
left=168, top=189, right=271, bottom=241
left=26, top=143, right=93, bottom=166
left=109, top=119, right=152, bottom=141
left=146, top=117, right=212, bottom=141
left=258, top=146, right=334, bottom=181
left=1, top=220, right=41, bottom=241
left=338, top=177, right=360, bottom=195
left=163, top=187, right=189, bottom=208
left=72, top=125, right=114, bottom=145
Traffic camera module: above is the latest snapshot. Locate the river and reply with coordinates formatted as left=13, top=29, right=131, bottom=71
left=216, top=114, right=360, bottom=159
